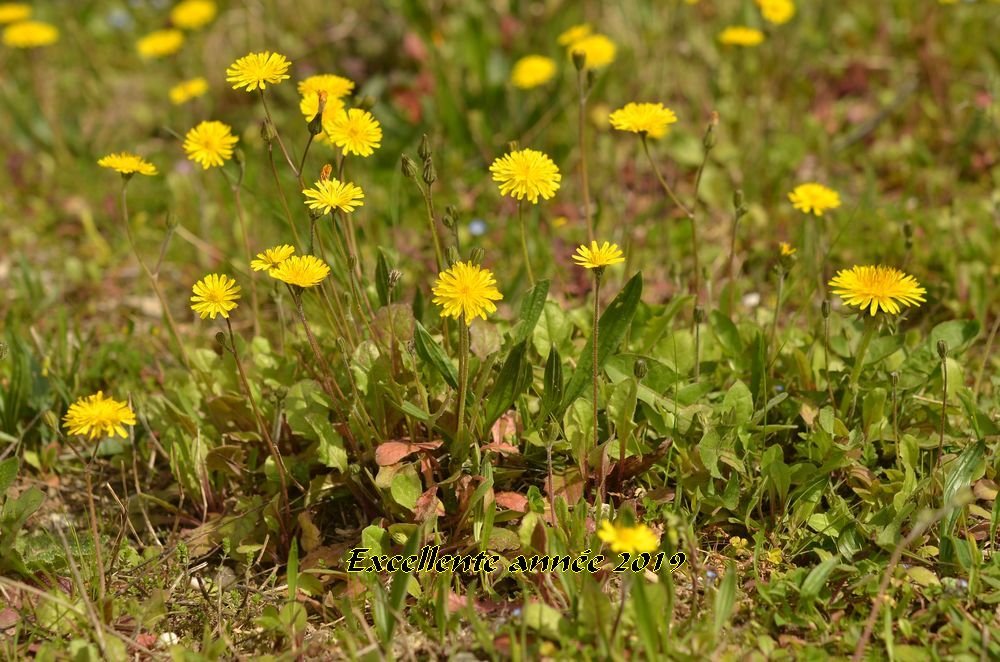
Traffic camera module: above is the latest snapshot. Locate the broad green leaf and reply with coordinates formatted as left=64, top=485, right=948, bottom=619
left=560, top=272, right=643, bottom=412
left=375, top=248, right=391, bottom=307
left=710, top=310, right=742, bottom=357
left=721, top=380, right=753, bottom=427
left=540, top=346, right=563, bottom=417
left=512, top=279, right=550, bottom=345
left=413, top=321, right=458, bottom=389
left=713, top=562, right=737, bottom=640
left=483, top=341, right=530, bottom=430
left=0, top=457, right=17, bottom=495
left=942, top=440, right=986, bottom=537
left=800, top=556, right=839, bottom=606
left=389, top=465, right=423, bottom=511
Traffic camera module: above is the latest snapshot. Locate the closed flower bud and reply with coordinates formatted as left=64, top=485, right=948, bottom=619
left=937, top=339, right=948, bottom=359
left=633, top=358, right=648, bottom=380
left=703, top=120, right=717, bottom=150
left=388, top=269, right=402, bottom=290
left=446, top=246, right=460, bottom=266
left=506, top=140, right=520, bottom=153
left=890, top=371, right=900, bottom=387
left=357, top=95, right=376, bottom=111
left=442, top=206, right=457, bottom=229
left=422, top=158, right=437, bottom=185
left=470, top=247, right=485, bottom=265
left=418, top=134, right=432, bottom=160
left=694, top=305, right=706, bottom=324
left=401, top=154, right=417, bottom=178
left=215, top=331, right=228, bottom=349
left=260, top=119, right=277, bottom=143
left=903, top=221, right=913, bottom=239
left=572, top=50, right=586, bottom=71
left=822, top=299, right=831, bottom=319
left=307, top=91, right=327, bottom=135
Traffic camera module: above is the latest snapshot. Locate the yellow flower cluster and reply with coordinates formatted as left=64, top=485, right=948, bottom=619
left=558, top=23, right=616, bottom=69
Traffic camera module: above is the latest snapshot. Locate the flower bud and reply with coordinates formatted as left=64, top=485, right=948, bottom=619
left=401, top=154, right=417, bottom=178
left=903, top=221, right=913, bottom=239
left=633, top=358, right=648, bottom=380
left=470, top=247, right=485, bottom=265
left=388, top=269, right=402, bottom=290
left=733, top=189, right=744, bottom=212
left=572, top=50, right=586, bottom=71
left=890, top=371, right=900, bottom=387
left=215, top=331, right=228, bottom=349
left=506, top=140, right=520, bottom=153
left=418, top=134, right=432, bottom=160
left=822, top=299, right=831, bottom=319
left=446, top=246, right=460, bottom=266
left=937, top=339, right=948, bottom=359
left=260, top=119, right=277, bottom=143
left=442, top=207, right=456, bottom=229
left=307, top=91, right=328, bottom=136
left=357, top=95, right=376, bottom=111
left=703, top=120, right=717, bottom=150
left=422, top=158, right=437, bottom=185
left=694, top=305, right=706, bottom=324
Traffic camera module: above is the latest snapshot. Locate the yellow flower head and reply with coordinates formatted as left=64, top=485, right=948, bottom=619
left=557, top=23, right=592, bottom=46
left=598, top=521, right=660, bottom=554
left=573, top=241, right=625, bottom=270
left=170, top=0, right=217, bottom=30
left=270, top=255, right=331, bottom=288
left=302, top=178, right=365, bottom=214
left=251, top=245, right=295, bottom=272
left=297, top=73, right=355, bottom=99
left=0, top=3, right=31, bottom=24
left=169, top=77, right=208, bottom=105
left=829, top=266, right=926, bottom=317
left=326, top=108, right=382, bottom=157
left=2, top=20, right=58, bottom=48
left=729, top=536, right=749, bottom=550
left=490, top=148, right=561, bottom=204
left=511, top=55, right=557, bottom=89
left=788, top=183, right=841, bottom=216
left=568, top=34, right=617, bottom=69
left=718, top=26, right=765, bottom=47
left=98, top=152, right=158, bottom=177
left=432, top=261, right=504, bottom=325
left=183, top=120, right=238, bottom=169
left=766, top=548, right=784, bottom=565
left=63, top=392, right=136, bottom=441
left=136, top=29, right=185, bottom=59
left=190, top=273, right=240, bottom=319
left=779, top=242, right=797, bottom=256
left=756, top=0, right=796, bottom=25
left=226, top=51, right=291, bottom=92
left=609, top=102, right=678, bottom=138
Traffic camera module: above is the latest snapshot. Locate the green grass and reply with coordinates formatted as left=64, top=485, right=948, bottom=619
left=2, top=0, right=1000, bottom=659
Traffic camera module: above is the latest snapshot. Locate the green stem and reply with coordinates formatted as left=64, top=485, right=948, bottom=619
left=591, top=272, right=602, bottom=499
left=230, top=180, right=260, bottom=337
left=456, top=317, right=471, bottom=460
left=421, top=181, right=445, bottom=272
left=577, top=68, right=594, bottom=242
left=841, top=319, right=878, bottom=418
left=519, top=202, right=535, bottom=286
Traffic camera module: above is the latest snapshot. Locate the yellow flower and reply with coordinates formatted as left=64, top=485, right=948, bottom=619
left=829, top=266, right=926, bottom=317
left=779, top=242, right=797, bottom=256
left=169, top=77, right=208, bottom=105
left=729, top=536, right=749, bottom=551
left=432, top=261, right=504, bottom=325
left=490, top=148, right=561, bottom=204
left=609, top=102, right=678, bottom=138
left=190, top=274, right=241, bottom=319
left=251, top=245, right=295, bottom=272
left=170, top=0, right=217, bottom=30
left=557, top=23, right=592, bottom=46
left=766, top=548, right=784, bottom=565
left=270, top=255, right=331, bottom=288
left=2, top=20, right=58, bottom=48
left=299, top=92, right=345, bottom=137
left=598, top=521, right=660, bottom=554
left=226, top=51, right=291, bottom=92
left=788, top=183, right=841, bottom=216
left=718, top=26, right=765, bottom=47
left=573, top=241, right=625, bottom=270
left=302, top=178, right=365, bottom=214
left=326, top=108, right=382, bottom=157
left=0, top=3, right=31, bottom=24
left=756, top=0, right=795, bottom=25
left=63, top=392, right=136, bottom=441
left=136, top=29, right=185, bottom=59
left=183, top=120, right=238, bottom=169
left=98, top=152, right=158, bottom=177
left=510, top=55, right=557, bottom=89
left=568, top=34, right=616, bottom=69
left=297, top=73, right=355, bottom=99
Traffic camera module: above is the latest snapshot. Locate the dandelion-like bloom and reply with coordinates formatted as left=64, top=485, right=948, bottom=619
left=169, top=77, right=208, bottom=105
left=489, top=148, right=561, bottom=204
left=510, top=55, right=557, bottom=89
left=598, top=521, right=660, bottom=554
left=829, top=266, right=926, bottom=316
left=297, top=73, right=355, bottom=99
left=0, top=3, right=31, bottom=24
left=63, top=392, right=136, bottom=441
left=573, top=241, right=625, bottom=270
left=226, top=51, right=291, bottom=92
left=788, top=183, right=841, bottom=216
left=557, top=23, right=592, bottom=46
left=609, top=102, right=678, bottom=138
left=718, top=26, right=765, bottom=47
left=170, top=0, right=217, bottom=30
left=136, top=29, right=185, bottom=59
left=190, top=273, right=241, bottom=319
left=251, top=245, right=295, bottom=272
left=568, top=34, right=616, bottom=69
left=779, top=242, right=797, bottom=256
left=2, top=20, right=58, bottom=48
left=302, top=178, right=365, bottom=214
left=432, top=261, right=504, bottom=325
left=326, top=108, right=382, bottom=157
left=97, top=152, right=158, bottom=177
left=756, top=0, right=795, bottom=24
left=269, top=255, right=331, bottom=288
left=183, top=120, right=238, bottom=169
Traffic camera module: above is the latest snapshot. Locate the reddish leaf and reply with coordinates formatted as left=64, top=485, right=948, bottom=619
left=413, top=486, right=445, bottom=522
left=494, top=492, right=528, bottom=512
left=375, top=439, right=443, bottom=466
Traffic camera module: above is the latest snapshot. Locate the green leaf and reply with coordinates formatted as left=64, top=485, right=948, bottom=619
left=710, top=310, right=742, bottom=357
left=721, top=380, right=753, bottom=427
left=483, top=341, right=531, bottom=431
left=512, top=279, right=549, bottom=345
left=713, top=561, right=737, bottom=640
left=800, top=556, right=839, bottom=606
left=942, top=440, right=986, bottom=537
left=0, top=457, right=17, bottom=495
left=540, top=345, right=563, bottom=417
left=286, top=538, right=299, bottom=602
left=414, top=321, right=458, bottom=389
left=521, top=602, right=565, bottom=639
left=375, top=248, right=391, bottom=307
left=361, top=525, right=390, bottom=557
left=389, top=465, right=423, bottom=511
left=560, top=272, right=643, bottom=412
left=928, top=320, right=981, bottom=356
